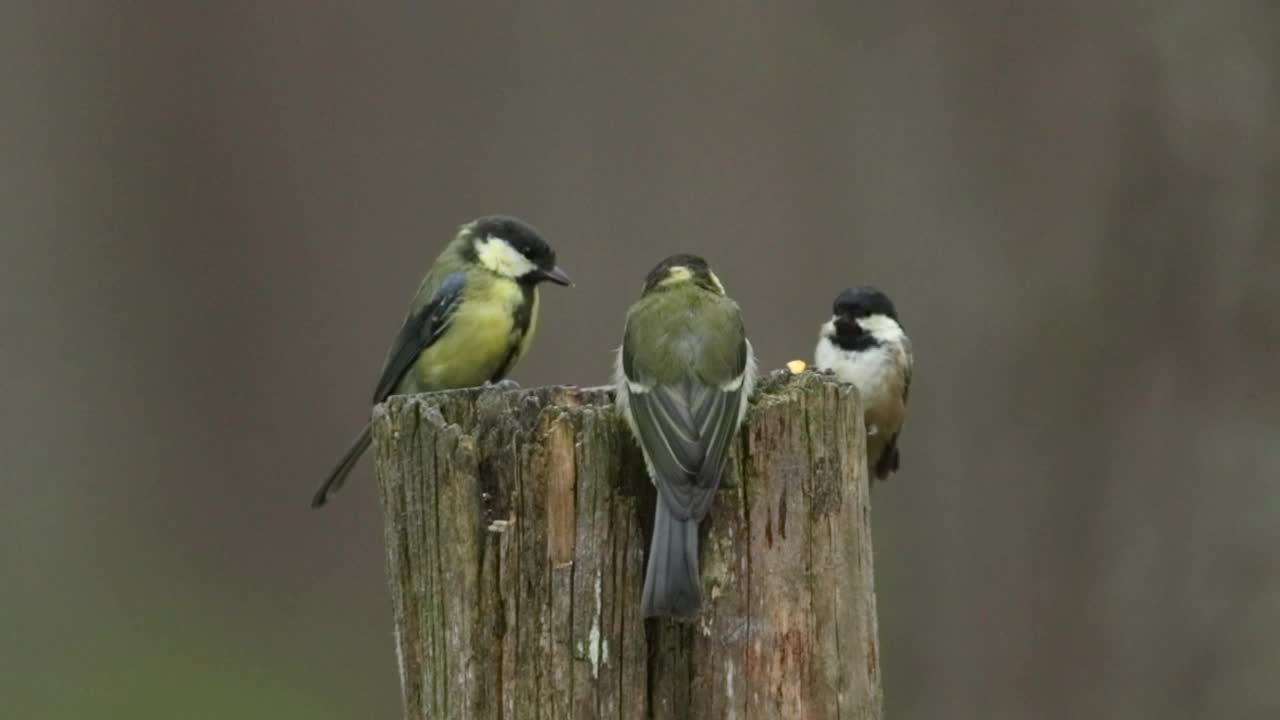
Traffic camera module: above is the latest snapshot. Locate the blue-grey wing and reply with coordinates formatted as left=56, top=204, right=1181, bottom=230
left=371, top=271, right=465, bottom=402
left=626, top=357, right=747, bottom=521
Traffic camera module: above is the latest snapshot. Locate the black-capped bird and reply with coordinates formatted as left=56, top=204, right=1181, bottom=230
left=614, top=255, right=756, bottom=618
left=311, top=215, right=571, bottom=508
left=813, top=286, right=913, bottom=481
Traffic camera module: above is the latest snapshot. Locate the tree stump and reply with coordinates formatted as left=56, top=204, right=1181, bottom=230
left=372, top=370, right=883, bottom=720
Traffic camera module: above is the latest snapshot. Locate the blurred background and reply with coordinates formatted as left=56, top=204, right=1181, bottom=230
left=3, top=2, right=1277, bottom=718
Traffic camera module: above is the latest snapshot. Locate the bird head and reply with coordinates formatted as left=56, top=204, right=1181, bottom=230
left=640, top=253, right=726, bottom=296
left=827, top=286, right=903, bottom=348
left=464, top=215, right=572, bottom=286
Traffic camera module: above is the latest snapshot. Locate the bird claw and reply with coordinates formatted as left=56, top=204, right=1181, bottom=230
left=487, top=378, right=521, bottom=391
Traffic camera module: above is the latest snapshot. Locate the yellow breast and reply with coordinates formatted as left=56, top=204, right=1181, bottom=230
left=413, top=280, right=526, bottom=390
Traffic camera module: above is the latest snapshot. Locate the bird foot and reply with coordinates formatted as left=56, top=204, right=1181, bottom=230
left=487, top=379, right=521, bottom=391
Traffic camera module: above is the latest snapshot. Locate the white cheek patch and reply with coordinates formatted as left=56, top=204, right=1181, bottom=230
left=707, top=271, right=726, bottom=294
left=857, top=314, right=905, bottom=342
left=476, top=236, right=538, bottom=278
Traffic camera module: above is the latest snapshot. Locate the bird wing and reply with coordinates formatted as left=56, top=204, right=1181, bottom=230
left=878, top=333, right=912, bottom=479
left=624, top=332, right=749, bottom=522
left=901, top=333, right=913, bottom=404
left=370, top=271, right=466, bottom=403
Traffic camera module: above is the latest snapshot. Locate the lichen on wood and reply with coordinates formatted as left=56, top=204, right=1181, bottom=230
left=373, top=370, right=882, bottom=720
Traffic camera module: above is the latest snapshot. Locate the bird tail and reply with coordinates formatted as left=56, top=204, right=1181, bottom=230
left=641, top=495, right=702, bottom=619
left=311, top=423, right=372, bottom=508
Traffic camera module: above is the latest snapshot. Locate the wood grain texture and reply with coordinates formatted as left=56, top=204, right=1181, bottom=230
left=373, top=371, right=882, bottom=720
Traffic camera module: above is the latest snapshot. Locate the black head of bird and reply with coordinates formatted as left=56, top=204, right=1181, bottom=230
left=465, top=215, right=572, bottom=286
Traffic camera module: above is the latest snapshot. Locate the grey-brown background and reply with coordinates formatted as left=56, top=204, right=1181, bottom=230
left=3, top=2, right=1277, bottom=719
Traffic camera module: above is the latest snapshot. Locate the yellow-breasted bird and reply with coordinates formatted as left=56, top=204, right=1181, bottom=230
left=613, top=254, right=756, bottom=618
left=311, top=215, right=570, bottom=508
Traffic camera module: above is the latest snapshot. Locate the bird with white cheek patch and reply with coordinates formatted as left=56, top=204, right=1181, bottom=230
left=311, top=215, right=571, bottom=508
left=814, top=286, right=913, bottom=481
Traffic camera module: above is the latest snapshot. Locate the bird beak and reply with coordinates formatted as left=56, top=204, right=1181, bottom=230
left=542, top=265, right=573, bottom=286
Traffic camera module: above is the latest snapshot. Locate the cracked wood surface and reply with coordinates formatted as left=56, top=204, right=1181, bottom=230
left=373, top=370, right=882, bottom=720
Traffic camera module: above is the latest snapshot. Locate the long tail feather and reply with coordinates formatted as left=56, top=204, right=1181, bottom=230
left=641, top=496, right=702, bottom=618
left=311, top=423, right=372, bottom=508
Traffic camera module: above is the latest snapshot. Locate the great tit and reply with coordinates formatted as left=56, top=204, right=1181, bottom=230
left=311, top=215, right=571, bottom=508
left=813, top=286, right=913, bottom=481
left=614, top=254, right=756, bottom=618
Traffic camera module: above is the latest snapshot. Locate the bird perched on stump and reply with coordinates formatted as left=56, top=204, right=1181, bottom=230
left=614, top=254, right=756, bottom=618
left=814, top=286, right=913, bottom=481
left=311, top=215, right=571, bottom=508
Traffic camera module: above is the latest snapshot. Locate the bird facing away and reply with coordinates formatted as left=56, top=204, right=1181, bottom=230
left=614, top=254, right=756, bottom=618
left=311, top=215, right=571, bottom=508
left=813, top=286, right=913, bottom=481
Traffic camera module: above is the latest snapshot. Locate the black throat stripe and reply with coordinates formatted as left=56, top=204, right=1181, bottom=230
left=829, top=319, right=881, bottom=352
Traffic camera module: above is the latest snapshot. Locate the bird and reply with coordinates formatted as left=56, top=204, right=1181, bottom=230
left=310, top=215, right=571, bottom=508
left=613, top=254, right=756, bottom=618
left=813, top=286, right=913, bottom=481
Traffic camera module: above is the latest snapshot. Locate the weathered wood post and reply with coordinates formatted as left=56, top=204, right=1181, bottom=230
left=373, top=371, right=883, bottom=720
